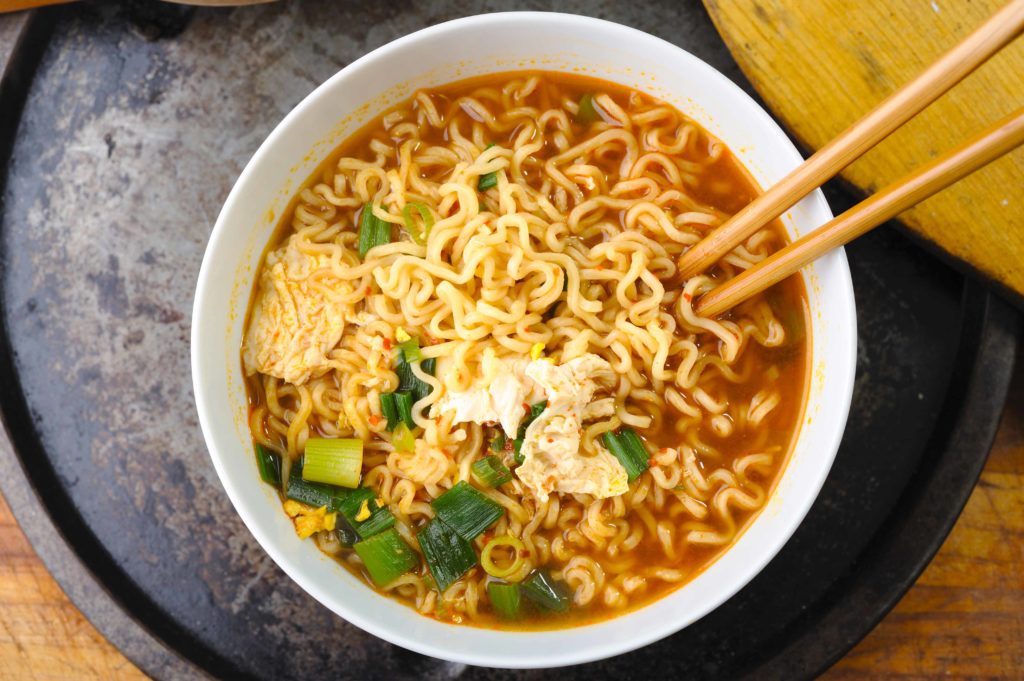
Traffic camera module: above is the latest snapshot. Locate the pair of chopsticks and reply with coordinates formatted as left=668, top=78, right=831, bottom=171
left=689, top=0, right=1024, bottom=318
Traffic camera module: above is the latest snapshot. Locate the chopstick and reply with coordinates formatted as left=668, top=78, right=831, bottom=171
left=677, top=0, right=1024, bottom=281
left=694, top=106, right=1024, bottom=318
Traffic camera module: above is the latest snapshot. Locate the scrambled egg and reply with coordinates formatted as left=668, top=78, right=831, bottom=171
left=432, top=349, right=544, bottom=437
left=516, top=355, right=628, bottom=502
left=242, top=236, right=347, bottom=384
left=434, top=351, right=628, bottom=501
left=283, top=500, right=337, bottom=540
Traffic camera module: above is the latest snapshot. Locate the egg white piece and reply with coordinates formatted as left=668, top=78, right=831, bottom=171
left=432, top=349, right=543, bottom=438
left=243, top=236, right=347, bottom=384
left=434, top=352, right=628, bottom=501
left=516, top=355, right=628, bottom=501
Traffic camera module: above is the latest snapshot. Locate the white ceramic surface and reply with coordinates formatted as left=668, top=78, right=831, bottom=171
left=192, top=12, right=857, bottom=669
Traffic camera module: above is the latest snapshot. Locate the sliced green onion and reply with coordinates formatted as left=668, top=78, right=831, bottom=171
left=415, top=358, right=436, bottom=403
left=517, top=400, right=546, bottom=438
left=254, top=444, right=281, bottom=487
left=478, top=143, right=498, bottom=191
left=481, top=535, right=526, bottom=579
left=354, top=528, right=419, bottom=587
left=302, top=438, right=363, bottom=489
left=357, top=203, right=391, bottom=259
left=512, top=400, right=546, bottom=465
left=396, top=337, right=422, bottom=363
left=577, top=93, right=598, bottom=124
left=380, top=392, right=399, bottom=431
left=542, top=298, right=562, bottom=322
left=602, top=431, right=628, bottom=469
left=489, top=432, right=506, bottom=453
left=527, top=401, right=547, bottom=425
left=357, top=507, right=394, bottom=538
left=472, top=455, right=512, bottom=488
left=431, top=480, right=504, bottom=540
left=286, top=458, right=349, bottom=512
left=487, top=582, right=521, bottom=619
left=522, top=570, right=570, bottom=612
left=338, top=487, right=395, bottom=538
left=375, top=211, right=392, bottom=250
left=336, top=486, right=374, bottom=522
left=394, top=391, right=416, bottom=430
left=357, top=203, right=376, bottom=258
left=395, top=351, right=434, bottom=401
left=395, top=351, right=416, bottom=392
left=602, top=428, right=649, bottom=482
left=402, top=202, right=435, bottom=245
left=392, top=421, right=416, bottom=452
left=334, top=515, right=360, bottom=547
left=418, top=518, right=478, bottom=592
left=285, top=476, right=344, bottom=511
left=478, top=171, right=498, bottom=191
left=619, top=428, right=651, bottom=474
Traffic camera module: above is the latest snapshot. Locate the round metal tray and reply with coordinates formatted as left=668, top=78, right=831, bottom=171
left=0, top=3, right=1018, bottom=679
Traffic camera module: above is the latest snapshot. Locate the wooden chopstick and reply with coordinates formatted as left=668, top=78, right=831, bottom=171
left=677, top=0, right=1024, bottom=280
left=694, top=107, right=1024, bottom=318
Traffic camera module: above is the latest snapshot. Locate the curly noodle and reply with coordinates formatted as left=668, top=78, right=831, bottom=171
left=244, top=72, right=808, bottom=629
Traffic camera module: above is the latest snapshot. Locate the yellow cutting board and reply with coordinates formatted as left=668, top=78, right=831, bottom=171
left=704, top=0, right=1024, bottom=303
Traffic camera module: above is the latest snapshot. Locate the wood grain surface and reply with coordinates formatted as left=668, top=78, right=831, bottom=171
left=0, top=496, right=144, bottom=680
left=705, top=0, right=1024, bottom=304
left=0, top=358, right=1020, bottom=678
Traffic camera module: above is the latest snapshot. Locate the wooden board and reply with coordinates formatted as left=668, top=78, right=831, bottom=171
left=705, top=0, right=1024, bottom=304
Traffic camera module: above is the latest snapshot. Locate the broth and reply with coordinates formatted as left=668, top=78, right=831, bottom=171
left=243, top=70, right=809, bottom=629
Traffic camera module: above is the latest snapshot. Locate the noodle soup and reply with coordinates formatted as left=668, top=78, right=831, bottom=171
left=241, top=71, right=808, bottom=630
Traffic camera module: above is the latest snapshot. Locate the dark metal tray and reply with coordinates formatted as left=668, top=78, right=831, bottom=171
left=0, top=2, right=1018, bottom=680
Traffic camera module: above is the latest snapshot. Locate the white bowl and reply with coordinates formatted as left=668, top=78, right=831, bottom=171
left=191, top=11, right=856, bottom=669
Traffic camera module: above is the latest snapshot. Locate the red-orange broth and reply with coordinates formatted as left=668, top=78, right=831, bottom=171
left=243, top=71, right=810, bottom=629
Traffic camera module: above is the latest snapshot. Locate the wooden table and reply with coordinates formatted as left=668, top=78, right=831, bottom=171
left=0, top=358, right=1020, bottom=678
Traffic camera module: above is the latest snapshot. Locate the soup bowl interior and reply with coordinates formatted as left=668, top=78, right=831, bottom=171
left=192, top=11, right=856, bottom=669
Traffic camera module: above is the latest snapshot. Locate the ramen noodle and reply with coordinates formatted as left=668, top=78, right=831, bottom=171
left=242, top=71, right=809, bottom=629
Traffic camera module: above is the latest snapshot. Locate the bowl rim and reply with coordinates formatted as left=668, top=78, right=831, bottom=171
left=192, top=10, right=856, bottom=669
